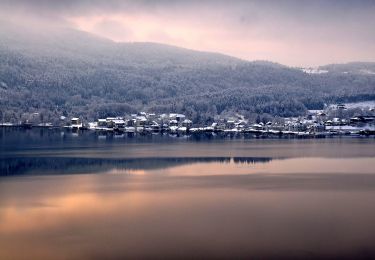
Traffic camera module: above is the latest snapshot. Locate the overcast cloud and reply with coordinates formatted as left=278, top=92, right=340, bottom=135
left=1, top=0, right=374, bottom=66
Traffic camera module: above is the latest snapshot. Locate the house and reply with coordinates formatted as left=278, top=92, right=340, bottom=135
left=71, top=117, right=81, bottom=125
left=135, top=116, right=147, bottom=127
left=317, top=112, right=327, bottom=117
left=212, top=122, right=226, bottom=132
left=126, top=119, right=136, bottom=127
left=169, top=113, right=186, bottom=122
left=181, top=119, right=193, bottom=128
left=351, top=116, right=375, bottom=123
left=106, top=117, right=116, bottom=128
left=251, top=124, right=264, bottom=131
left=226, top=119, right=236, bottom=129
left=97, top=119, right=107, bottom=127
left=113, top=119, right=125, bottom=130
left=308, top=123, right=325, bottom=133
left=235, top=120, right=248, bottom=130
left=69, top=117, right=83, bottom=130
left=147, top=113, right=157, bottom=120
left=169, top=119, right=178, bottom=127
left=150, top=121, right=161, bottom=131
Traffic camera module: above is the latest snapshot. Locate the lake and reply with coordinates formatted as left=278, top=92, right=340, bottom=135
left=1, top=128, right=375, bottom=259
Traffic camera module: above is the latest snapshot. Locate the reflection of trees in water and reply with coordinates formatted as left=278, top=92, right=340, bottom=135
left=231, top=157, right=276, bottom=164
left=0, top=157, right=273, bottom=176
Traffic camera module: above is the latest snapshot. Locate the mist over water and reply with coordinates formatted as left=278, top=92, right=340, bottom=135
left=1, top=129, right=375, bottom=259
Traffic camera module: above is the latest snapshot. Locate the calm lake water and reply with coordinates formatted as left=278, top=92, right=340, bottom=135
left=1, top=128, right=375, bottom=259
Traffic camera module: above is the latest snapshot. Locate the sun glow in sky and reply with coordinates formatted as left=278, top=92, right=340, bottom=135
left=1, top=0, right=375, bottom=66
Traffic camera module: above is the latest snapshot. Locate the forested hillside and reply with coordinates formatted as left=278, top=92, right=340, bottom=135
left=0, top=20, right=374, bottom=123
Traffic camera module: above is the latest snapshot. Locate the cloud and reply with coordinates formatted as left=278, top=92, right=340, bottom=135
left=92, top=18, right=134, bottom=42
left=1, top=0, right=375, bottom=66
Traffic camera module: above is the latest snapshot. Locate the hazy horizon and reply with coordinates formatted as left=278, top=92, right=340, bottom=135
left=1, top=0, right=375, bottom=67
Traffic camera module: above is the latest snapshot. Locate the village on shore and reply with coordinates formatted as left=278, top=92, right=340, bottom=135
left=1, top=104, right=375, bottom=137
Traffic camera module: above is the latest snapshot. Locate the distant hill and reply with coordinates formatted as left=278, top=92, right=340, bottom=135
left=319, top=62, right=375, bottom=75
left=0, top=19, right=374, bottom=123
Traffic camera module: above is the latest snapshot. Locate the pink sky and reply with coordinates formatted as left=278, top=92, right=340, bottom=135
left=2, top=0, right=375, bottom=66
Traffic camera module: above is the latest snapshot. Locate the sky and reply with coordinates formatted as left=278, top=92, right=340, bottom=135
left=1, top=0, right=375, bottom=67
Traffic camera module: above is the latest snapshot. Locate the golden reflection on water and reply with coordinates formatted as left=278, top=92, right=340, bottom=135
left=1, top=155, right=375, bottom=259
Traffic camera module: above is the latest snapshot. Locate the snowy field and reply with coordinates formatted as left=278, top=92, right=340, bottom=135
left=327, top=101, right=375, bottom=110
left=344, top=101, right=375, bottom=109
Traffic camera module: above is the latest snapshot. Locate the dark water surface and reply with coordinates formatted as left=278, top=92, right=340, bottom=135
left=1, top=129, right=375, bottom=259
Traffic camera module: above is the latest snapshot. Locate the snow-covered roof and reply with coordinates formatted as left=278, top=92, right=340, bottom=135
left=159, top=113, right=168, bottom=118
left=136, top=116, right=147, bottom=121
left=113, top=119, right=125, bottom=124
left=170, top=113, right=185, bottom=118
